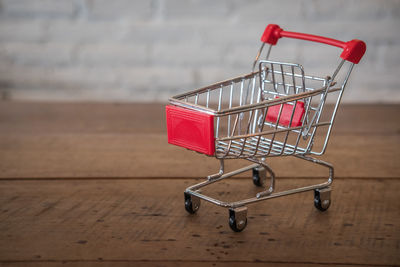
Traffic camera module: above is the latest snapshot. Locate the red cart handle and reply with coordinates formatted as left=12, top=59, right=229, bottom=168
left=261, top=24, right=366, bottom=64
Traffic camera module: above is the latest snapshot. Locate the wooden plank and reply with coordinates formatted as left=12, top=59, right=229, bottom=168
left=334, top=104, right=400, bottom=134
left=0, top=179, right=399, bottom=265
left=0, top=102, right=167, bottom=135
left=0, top=102, right=399, bottom=135
left=0, top=102, right=398, bottom=179
left=0, top=133, right=399, bottom=179
left=0, top=102, right=399, bottom=179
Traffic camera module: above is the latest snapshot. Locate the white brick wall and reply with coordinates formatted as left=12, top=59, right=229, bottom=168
left=0, top=0, right=399, bottom=103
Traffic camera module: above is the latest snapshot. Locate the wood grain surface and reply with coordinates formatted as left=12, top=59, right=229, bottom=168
left=0, top=102, right=399, bottom=266
left=0, top=103, right=399, bottom=179
left=0, top=179, right=399, bottom=266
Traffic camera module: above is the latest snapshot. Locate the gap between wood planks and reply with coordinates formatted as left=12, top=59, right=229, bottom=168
left=0, top=259, right=396, bottom=266
left=0, top=176, right=398, bottom=181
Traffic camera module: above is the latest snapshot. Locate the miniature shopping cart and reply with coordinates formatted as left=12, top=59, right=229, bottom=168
left=166, top=24, right=366, bottom=232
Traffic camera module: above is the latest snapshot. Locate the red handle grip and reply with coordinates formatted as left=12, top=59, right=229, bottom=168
left=261, top=24, right=366, bottom=64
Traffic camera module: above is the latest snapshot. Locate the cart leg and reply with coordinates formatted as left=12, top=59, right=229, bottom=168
left=295, top=155, right=333, bottom=211
left=207, top=159, right=224, bottom=181
left=295, top=155, right=334, bottom=186
left=229, top=207, right=248, bottom=232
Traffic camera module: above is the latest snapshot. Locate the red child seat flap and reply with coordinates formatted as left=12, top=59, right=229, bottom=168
left=266, top=100, right=305, bottom=127
left=166, top=105, right=215, bottom=156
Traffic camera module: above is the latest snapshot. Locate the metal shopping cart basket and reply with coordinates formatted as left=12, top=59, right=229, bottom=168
left=166, top=24, right=366, bottom=232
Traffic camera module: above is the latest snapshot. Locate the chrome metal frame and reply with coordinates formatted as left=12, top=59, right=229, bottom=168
left=185, top=155, right=333, bottom=209
left=169, top=41, right=355, bottom=220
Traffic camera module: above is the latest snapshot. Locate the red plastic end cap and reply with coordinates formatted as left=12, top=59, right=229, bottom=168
left=166, top=105, right=215, bottom=156
left=340, top=39, right=366, bottom=64
left=261, top=24, right=283, bottom=45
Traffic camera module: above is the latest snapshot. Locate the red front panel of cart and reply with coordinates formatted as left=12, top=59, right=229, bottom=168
left=166, top=105, right=215, bottom=156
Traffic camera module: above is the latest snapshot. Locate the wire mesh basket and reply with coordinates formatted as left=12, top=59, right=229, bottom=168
left=166, top=24, right=366, bottom=232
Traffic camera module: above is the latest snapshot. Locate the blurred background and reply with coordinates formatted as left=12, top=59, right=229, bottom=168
left=0, top=0, right=399, bottom=103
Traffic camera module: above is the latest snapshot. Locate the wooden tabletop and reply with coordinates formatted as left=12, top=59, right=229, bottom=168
left=0, top=102, right=399, bottom=266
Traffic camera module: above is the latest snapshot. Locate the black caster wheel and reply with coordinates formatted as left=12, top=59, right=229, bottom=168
left=184, top=192, right=200, bottom=214
left=314, top=188, right=331, bottom=212
left=252, top=167, right=266, bottom=187
left=228, top=207, right=248, bottom=232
